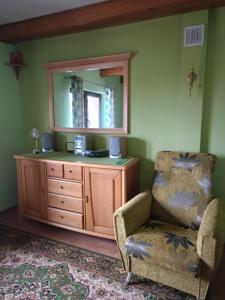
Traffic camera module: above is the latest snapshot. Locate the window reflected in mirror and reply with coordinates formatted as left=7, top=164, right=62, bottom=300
left=84, top=91, right=101, bottom=128
left=53, top=69, right=123, bottom=129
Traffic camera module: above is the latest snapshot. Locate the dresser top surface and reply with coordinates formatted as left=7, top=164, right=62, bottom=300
left=14, top=151, right=139, bottom=167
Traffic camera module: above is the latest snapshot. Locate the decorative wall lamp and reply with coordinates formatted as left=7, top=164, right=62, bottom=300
left=184, top=24, right=204, bottom=98
left=5, top=51, right=26, bottom=79
left=187, top=68, right=197, bottom=97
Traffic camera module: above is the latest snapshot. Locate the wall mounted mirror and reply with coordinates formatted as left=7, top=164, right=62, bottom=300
left=45, top=53, right=131, bottom=134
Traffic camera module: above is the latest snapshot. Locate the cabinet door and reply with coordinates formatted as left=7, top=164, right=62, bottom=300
left=20, top=160, right=47, bottom=218
left=85, top=167, right=122, bottom=236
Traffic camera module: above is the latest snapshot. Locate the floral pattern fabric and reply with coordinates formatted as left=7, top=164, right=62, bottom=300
left=71, top=76, right=84, bottom=128
left=0, top=226, right=195, bottom=300
left=151, top=151, right=216, bottom=228
left=103, top=87, right=115, bottom=128
left=125, top=220, right=200, bottom=277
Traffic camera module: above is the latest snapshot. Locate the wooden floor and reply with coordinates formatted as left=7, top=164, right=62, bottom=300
left=1, top=207, right=225, bottom=300
left=0, top=207, right=119, bottom=259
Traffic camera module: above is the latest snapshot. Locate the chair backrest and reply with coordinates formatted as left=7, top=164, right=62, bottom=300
left=151, top=151, right=216, bottom=229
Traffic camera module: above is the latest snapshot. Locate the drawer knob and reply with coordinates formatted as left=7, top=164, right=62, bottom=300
left=51, top=168, right=55, bottom=171
left=61, top=200, right=64, bottom=204
left=60, top=186, right=64, bottom=189
left=69, top=170, right=73, bottom=173
left=61, top=215, right=64, bottom=219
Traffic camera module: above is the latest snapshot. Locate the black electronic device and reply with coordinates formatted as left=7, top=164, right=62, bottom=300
left=84, top=149, right=109, bottom=158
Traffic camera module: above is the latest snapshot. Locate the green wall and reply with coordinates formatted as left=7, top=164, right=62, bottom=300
left=53, top=72, right=72, bottom=128
left=14, top=8, right=225, bottom=197
left=0, top=42, right=23, bottom=211
left=176, top=12, right=208, bottom=152
left=201, top=7, right=225, bottom=198
left=18, top=13, right=185, bottom=190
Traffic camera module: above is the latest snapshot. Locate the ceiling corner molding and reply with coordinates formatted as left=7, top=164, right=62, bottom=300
left=0, top=0, right=224, bottom=43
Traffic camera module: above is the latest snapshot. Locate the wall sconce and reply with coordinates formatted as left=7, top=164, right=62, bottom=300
left=184, top=24, right=204, bottom=98
left=187, top=68, right=197, bottom=97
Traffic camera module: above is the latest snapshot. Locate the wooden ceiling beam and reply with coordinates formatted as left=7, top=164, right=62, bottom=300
left=0, top=0, right=224, bottom=43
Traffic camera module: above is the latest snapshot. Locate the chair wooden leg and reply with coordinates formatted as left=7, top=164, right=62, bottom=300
left=125, top=272, right=133, bottom=287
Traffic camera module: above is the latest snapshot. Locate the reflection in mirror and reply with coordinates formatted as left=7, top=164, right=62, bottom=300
left=46, top=53, right=131, bottom=133
left=53, top=69, right=123, bottom=129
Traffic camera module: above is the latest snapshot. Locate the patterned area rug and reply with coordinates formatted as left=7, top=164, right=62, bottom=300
left=0, top=226, right=195, bottom=300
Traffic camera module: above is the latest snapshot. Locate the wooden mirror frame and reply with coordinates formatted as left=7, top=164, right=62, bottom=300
left=45, top=52, right=132, bottom=134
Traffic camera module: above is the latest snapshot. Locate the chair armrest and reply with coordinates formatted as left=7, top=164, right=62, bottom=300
left=113, top=191, right=152, bottom=270
left=197, top=198, right=225, bottom=271
left=113, top=190, right=152, bottom=238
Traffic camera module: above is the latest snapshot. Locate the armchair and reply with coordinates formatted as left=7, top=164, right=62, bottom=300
left=113, top=151, right=225, bottom=299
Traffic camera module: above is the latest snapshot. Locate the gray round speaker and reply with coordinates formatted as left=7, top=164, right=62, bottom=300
left=42, top=133, right=54, bottom=152
left=109, top=136, right=127, bottom=158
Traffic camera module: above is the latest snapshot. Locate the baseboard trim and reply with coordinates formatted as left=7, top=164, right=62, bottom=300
left=0, top=205, right=17, bottom=216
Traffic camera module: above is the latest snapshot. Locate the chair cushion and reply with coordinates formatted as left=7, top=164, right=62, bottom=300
left=125, top=220, right=200, bottom=277
left=151, top=151, right=216, bottom=229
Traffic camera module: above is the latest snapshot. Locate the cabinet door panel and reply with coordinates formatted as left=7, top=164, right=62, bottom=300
left=85, top=167, right=121, bottom=236
left=21, top=160, right=46, bottom=218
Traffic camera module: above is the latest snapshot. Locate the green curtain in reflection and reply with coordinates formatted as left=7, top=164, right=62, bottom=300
left=103, top=87, right=115, bottom=128
left=71, top=76, right=84, bottom=128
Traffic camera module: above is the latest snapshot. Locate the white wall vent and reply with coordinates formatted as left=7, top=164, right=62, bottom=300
left=184, top=25, right=205, bottom=47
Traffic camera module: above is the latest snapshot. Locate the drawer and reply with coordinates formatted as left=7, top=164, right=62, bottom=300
left=47, top=163, right=63, bottom=178
left=48, top=193, right=83, bottom=213
left=64, top=164, right=82, bottom=181
left=48, top=178, right=83, bottom=198
left=47, top=207, right=83, bottom=229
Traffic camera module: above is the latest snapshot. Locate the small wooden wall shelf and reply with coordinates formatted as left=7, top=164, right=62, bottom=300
left=5, top=63, right=26, bottom=80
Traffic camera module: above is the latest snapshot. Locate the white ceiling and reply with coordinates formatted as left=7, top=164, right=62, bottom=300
left=0, top=0, right=106, bottom=25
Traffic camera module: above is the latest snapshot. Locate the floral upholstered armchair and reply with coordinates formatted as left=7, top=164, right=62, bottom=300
left=113, top=151, right=225, bottom=300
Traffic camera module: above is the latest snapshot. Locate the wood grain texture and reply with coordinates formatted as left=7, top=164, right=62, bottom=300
left=14, top=155, right=140, bottom=171
left=48, top=193, right=83, bottom=213
left=47, top=162, right=63, bottom=178
left=47, top=178, right=83, bottom=198
left=100, top=67, right=124, bottom=77
left=16, top=159, right=24, bottom=222
left=15, top=156, right=139, bottom=239
left=0, top=0, right=224, bottom=43
left=85, top=167, right=122, bottom=236
left=40, top=162, right=48, bottom=219
left=47, top=207, right=83, bottom=229
left=64, top=164, right=83, bottom=181
left=20, top=160, right=47, bottom=219
left=21, top=213, right=116, bottom=240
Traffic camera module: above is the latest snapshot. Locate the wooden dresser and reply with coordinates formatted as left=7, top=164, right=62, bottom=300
left=15, top=153, right=139, bottom=239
